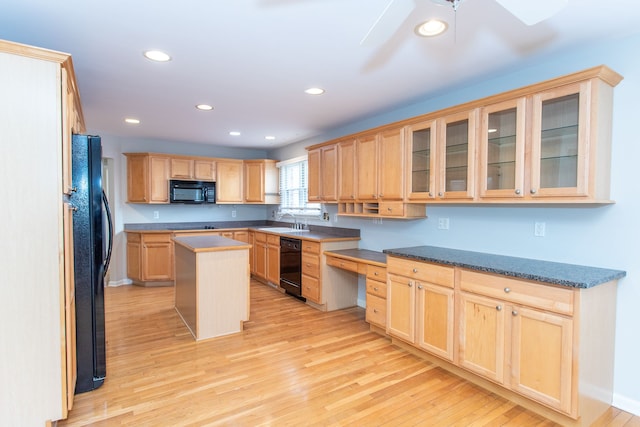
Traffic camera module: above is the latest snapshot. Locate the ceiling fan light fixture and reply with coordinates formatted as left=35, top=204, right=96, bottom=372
left=415, top=19, right=448, bottom=37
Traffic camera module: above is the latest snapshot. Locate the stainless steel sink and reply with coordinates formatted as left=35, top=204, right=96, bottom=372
left=257, top=227, right=310, bottom=233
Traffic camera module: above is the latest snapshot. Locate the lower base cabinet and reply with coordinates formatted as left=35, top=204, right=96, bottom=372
left=126, top=232, right=174, bottom=285
left=386, top=255, right=618, bottom=426
left=365, top=265, right=387, bottom=328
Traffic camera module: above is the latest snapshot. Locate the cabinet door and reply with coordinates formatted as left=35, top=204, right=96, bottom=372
left=510, top=305, right=574, bottom=413
left=321, top=145, right=338, bottom=202
left=307, top=148, right=322, bottom=202
left=141, top=240, right=173, bottom=281
left=378, top=127, right=404, bottom=200
left=406, top=120, right=437, bottom=200
left=356, top=134, right=378, bottom=201
left=338, top=139, right=356, bottom=201
left=458, top=292, right=506, bottom=384
left=126, top=238, right=141, bottom=281
left=479, top=98, right=526, bottom=199
left=416, top=283, right=454, bottom=362
left=244, top=161, right=265, bottom=203
left=63, top=202, right=77, bottom=412
left=217, top=161, right=244, bottom=203
left=254, top=238, right=267, bottom=280
left=386, top=274, right=415, bottom=343
left=126, top=155, right=149, bottom=203
left=438, top=110, right=477, bottom=199
left=194, top=159, right=216, bottom=181
left=530, top=82, right=590, bottom=198
left=170, top=158, right=194, bottom=179
left=266, top=243, right=280, bottom=285
left=149, top=156, right=170, bottom=203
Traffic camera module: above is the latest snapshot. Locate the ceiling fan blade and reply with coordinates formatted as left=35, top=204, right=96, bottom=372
left=360, top=0, right=415, bottom=46
left=495, top=0, right=569, bottom=26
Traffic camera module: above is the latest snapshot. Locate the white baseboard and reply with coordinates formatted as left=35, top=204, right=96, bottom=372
left=613, top=393, right=640, bottom=417
left=107, top=278, right=132, bottom=287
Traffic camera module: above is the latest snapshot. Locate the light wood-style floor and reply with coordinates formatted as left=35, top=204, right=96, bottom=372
left=60, top=280, right=639, bottom=426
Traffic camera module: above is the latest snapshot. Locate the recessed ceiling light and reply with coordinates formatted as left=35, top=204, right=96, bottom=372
left=229, top=131, right=241, bottom=136
left=265, top=136, right=276, bottom=140
left=415, top=19, right=448, bottom=37
left=488, top=128, right=498, bottom=133
left=143, top=50, right=171, bottom=62
left=196, top=104, right=213, bottom=111
left=125, top=118, right=140, bottom=124
left=305, top=87, right=325, bottom=95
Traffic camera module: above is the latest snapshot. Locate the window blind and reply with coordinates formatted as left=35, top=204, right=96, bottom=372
left=278, top=156, right=321, bottom=216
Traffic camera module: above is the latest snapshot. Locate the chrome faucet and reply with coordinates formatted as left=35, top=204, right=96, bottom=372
left=277, top=212, right=302, bottom=229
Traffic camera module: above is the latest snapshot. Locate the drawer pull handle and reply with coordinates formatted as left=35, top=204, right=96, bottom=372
left=373, top=287, right=379, bottom=291
left=388, top=207, right=392, bottom=211
left=496, top=305, right=502, bottom=311
left=374, top=271, right=379, bottom=276
left=373, top=309, right=378, bottom=313
left=412, top=268, right=418, bottom=273
left=512, top=310, right=519, bottom=316
left=504, top=287, right=511, bottom=293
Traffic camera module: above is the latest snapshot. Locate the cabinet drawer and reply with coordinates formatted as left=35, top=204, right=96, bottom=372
left=302, top=241, right=320, bottom=255
left=379, top=202, right=404, bottom=217
left=142, top=233, right=172, bottom=243
left=254, top=232, right=267, bottom=243
left=267, top=235, right=280, bottom=246
left=366, top=294, right=386, bottom=327
left=302, top=254, right=320, bottom=278
left=459, top=269, right=574, bottom=316
left=302, top=274, right=320, bottom=303
left=326, top=256, right=358, bottom=273
left=127, top=232, right=141, bottom=243
left=366, top=265, right=387, bottom=281
left=387, top=257, right=454, bottom=288
left=366, top=278, right=387, bottom=298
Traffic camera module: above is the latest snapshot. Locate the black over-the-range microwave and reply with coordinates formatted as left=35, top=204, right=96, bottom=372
left=169, top=180, right=216, bottom=204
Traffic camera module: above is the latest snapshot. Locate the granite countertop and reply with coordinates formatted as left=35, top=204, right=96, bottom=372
left=173, top=235, right=251, bottom=253
left=324, top=249, right=387, bottom=267
left=383, top=245, right=626, bottom=289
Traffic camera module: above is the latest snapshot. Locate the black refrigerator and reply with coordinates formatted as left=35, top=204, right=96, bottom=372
left=71, top=134, right=113, bottom=393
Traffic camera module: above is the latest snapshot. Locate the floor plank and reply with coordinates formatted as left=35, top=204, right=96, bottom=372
left=59, top=280, right=639, bottom=426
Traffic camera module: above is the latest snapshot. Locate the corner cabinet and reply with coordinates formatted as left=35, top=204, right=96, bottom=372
left=126, top=232, right=174, bottom=286
left=0, top=40, right=84, bottom=424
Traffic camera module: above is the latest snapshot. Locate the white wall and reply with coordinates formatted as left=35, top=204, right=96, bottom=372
left=98, top=134, right=271, bottom=284
left=269, top=32, right=640, bottom=415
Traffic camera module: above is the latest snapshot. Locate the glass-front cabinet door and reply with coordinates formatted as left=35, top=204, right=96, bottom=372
left=479, top=98, right=526, bottom=198
left=406, top=120, right=437, bottom=200
left=438, top=110, right=477, bottom=199
left=530, top=82, right=589, bottom=198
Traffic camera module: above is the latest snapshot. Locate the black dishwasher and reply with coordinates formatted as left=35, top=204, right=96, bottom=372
left=280, top=237, right=304, bottom=300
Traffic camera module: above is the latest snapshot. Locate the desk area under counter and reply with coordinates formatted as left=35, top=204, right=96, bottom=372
left=173, top=235, right=251, bottom=341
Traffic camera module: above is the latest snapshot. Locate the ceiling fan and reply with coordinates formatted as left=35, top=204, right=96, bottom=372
left=361, top=0, right=569, bottom=45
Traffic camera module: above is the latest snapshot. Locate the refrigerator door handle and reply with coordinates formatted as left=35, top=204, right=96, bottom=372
left=102, top=190, right=113, bottom=277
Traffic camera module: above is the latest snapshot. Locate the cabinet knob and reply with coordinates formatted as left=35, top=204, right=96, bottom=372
left=512, top=310, right=519, bottom=316
left=373, top=309, right=378, bottom=313
left=379, top=194, right=384, bottom=198
left=530, top=189, right=537, bottom=194
left=496, top=305, right=502, bottom=311
left=504, top=287, right=511, bottom=293
left=418, top=285, right=423, bottom=290
left=340, top=263, right=344, bottom=267
left=374, top=272, right=379, bottom=276
left=412, top=268, right=418, bottom=273
left=373, top=287, right=379, bottom=291
left=515, top=189, right=521, bottom=195
left=438, top=192, right=444, bottom=197
left=429, top=192, right=433, bottom=197
left=387, top=207, right=392, bottom=212
left=372, top=194, right=376, bottom=198
left=408, top=282, right=413, bottom=287
left=351, top=195, right=355, bottom=199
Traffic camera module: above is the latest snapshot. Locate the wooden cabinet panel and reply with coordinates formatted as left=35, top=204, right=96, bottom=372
left=416, top=283, right=454, bottom=361
left=387, top=274, right=415, bottom=343
left=406, top=119, right=438, bottom=200
left=253, top=232, right=267, bottom=280
left=321, top=145, right=337, bottom=202
left=217, top=160, right=243, bottom=203
left=356, top=134, right=378, bottom=201
left=266, top=242, right=280, bottom=285
left=338, top=139, right=356, bottom=201
left=307, top=148, right=321, bottom=202
left=378, top=127, right=404, bottom=200
left=244, top=161, right=265, bottom=203
left=194, top=159, right=216, bottom=181
left=366, top=278, right=387, bottom=299
left=302, top=274, right=321, bottom=303
left=125, top=154, right=169, bottom=203
left=170, top=158, right=194, bottom=179
left=126, top=232, right=173, bottom=283
left=387, top=256, right=454, bottom=287
left=366, top=294, right=387, bottom=327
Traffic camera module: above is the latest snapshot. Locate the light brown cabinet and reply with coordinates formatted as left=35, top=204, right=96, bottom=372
left=170, top=156, right=216, bottom=181
left=126, top=232, right=174, bottom=285
left=307, top=145, right=337, bottom=202
left=216, top=160, right=244, bottom=203
left=356, top=129, right=405, bottom=201
left=244, top=159, right=280, bottom=204
left=253, top=232, right=267, bottom=279
left=438, top=110, right=477, bottom=200
left=266, top=234, right=280, bottom=285
left=387, top=257, right=455, bottom=362
left=301, top=241, right=322, bottom=303
left=337, top=139, right=357, bottom=201
left=365, top=265, right=387, bottom=328
left=125, top=153, right=170, bottom=203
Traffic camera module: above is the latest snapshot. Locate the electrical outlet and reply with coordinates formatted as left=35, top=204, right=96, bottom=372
left=153, top=211, right=159, bottom=219
left=322, top=212, right=330, bottom=221
left=534, top=221, right=546, bottom=237
left=231, top=209, right=237, bottom=218
left=438, top=217, right=450, bottom=230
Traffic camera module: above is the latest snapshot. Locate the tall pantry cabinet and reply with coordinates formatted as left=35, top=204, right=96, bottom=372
left=0, top=40, right=84, bottom=425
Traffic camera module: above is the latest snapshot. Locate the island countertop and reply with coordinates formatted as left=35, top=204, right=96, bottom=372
left=173, top=235, right=251, bottom=253
left=383, top=245, right=626, bottom=289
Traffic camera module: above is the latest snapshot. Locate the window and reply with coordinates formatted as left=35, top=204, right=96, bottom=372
left=277, top=155, right=321, bottom=216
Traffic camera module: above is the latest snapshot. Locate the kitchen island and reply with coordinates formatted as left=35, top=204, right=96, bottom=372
left=173, top=235, right=251, bottom=341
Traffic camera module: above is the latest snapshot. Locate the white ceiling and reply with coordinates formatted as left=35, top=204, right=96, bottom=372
left=2, top=0, right=640, bottom=149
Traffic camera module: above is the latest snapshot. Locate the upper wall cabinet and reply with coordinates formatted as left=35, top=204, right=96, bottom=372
left=308, top=145, right=337, bottom=202
left=312, top=65, right=623, bottom=206
left=216, top=160, right=244, bottom=203
left=125, top=153, right=170, bottom=204
left=337, top=139, right=357, bottom=201
left=244, top=159, right=280, bottom=204
left=170, top=157, right=216, bottom=181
